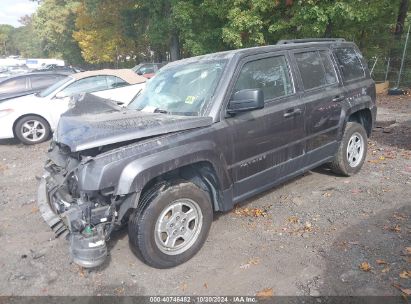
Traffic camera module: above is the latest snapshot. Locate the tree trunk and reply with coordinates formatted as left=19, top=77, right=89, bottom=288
left=324, top=20, right=333, bottom=38
left=395, top=0, right=409, bottom=39
left=170, top=32, right=180, bottom=61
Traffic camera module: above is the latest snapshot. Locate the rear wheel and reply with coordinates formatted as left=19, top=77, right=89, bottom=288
left=14, top=115, right=50, bottom=145
left=128, top=180, right=213, bottom=268
left=330, top=122, right=368, bottom=176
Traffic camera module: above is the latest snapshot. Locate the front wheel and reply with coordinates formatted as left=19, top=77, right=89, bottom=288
left=128, top=180, right=213, bottom=268
left=330, top=122, right=368, bottom=176
left=14, top=115, right=50, bottom=145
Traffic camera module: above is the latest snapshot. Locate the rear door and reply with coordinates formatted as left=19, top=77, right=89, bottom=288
left=291, top=48, right=344, bottom=162
left=224, top=52, right=306, bottom=202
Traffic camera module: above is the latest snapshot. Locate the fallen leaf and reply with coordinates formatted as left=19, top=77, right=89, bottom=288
left=304, top=222, right=313, bottom=232
left=249, top=257, right=260, bottom=265
left=240, top=263, right=250, bottom=270
left=376, top=259, right=387, bottom=265
left=256, top=288, right=273, bottom=297
left=390, top=225, right=401, bottom=233
left=368, top=159, right=380, bottom=164
left=234, top=207, right=268, bottom=217
left=203, top=283, right=208, bottom=289
left=399, top=270, right=411, bottom=279
left=114, top=287, right=125, bottom=295
left=180, top=282, right=188, bottom=292
left=359, top=262, right=372, bottom=272
left=393, top=213, right=407, bottom=220
left=406, top=247, right=411, bottom=255
left=401, top=288, right=411, bottom=295
left=382, top=266, right=390, bottom=273
left=287, top=216, right=299, bottom=224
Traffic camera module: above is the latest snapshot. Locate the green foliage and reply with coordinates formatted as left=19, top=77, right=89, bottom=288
left=33, top=0, right=84, bottom=64
left=1, top=0, right=409, bottom=67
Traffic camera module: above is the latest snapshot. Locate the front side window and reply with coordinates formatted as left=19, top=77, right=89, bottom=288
left=59, top=76, right=108, bottom=97
left=128, top=60, right=227, bottom=116
left=334, top=47, right=365, bottom=81
left=30, top=75, right=58, bottom=88
left=233, top=55, right=294, bottom=102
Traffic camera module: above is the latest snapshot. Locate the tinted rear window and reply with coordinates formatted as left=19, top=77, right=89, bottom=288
left=295, top=51, right=326, bottom=90
left=334, top=48, right=365, bottom=81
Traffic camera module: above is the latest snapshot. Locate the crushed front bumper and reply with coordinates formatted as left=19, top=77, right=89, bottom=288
left=37, top=173, right=108, bottom=268
left=37, top=173, right=69, bottom=238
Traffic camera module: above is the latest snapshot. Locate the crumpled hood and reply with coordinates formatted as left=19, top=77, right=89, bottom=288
left=56, top=95, right=213, bottom=152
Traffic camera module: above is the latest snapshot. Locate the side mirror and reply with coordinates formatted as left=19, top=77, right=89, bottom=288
left=136, top=71, right=143, bottom=75
left=54, top=91, right=68, bottom=99
left=227, top=89, right=264, bottom=114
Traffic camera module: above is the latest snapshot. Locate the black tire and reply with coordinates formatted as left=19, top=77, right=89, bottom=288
left=14, top=115, right=50, bottom=145
left=330, top=122, right=368, bottom=176
left=128, top=180, right=213, bottom=268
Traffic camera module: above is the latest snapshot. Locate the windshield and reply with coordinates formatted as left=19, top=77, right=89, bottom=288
left=38, top=76, right=73, bottom=97
left=127, top=60, right=226, bottom=116
left=131, top=64, right=143, bottom=72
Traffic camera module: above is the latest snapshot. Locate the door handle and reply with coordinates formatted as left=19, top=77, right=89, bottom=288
left=283, top=108, right=303, bottom=118
left=332, top=95, right=345, bottom=102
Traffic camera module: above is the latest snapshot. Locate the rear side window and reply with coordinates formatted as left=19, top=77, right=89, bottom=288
left=30, top=75, right=59, bottom=88
left=319, top=51, right=337, bottom=84
left=234, top=55, right=294, bottom=102
left=334, top=48, right=365, bottom=81
left=0, top=77, right=26, bottom=94
left=106, top=76, right=128, bottom=89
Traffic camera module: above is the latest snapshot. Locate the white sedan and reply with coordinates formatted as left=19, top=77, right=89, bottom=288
left=0, top=69, right=146, bottom=144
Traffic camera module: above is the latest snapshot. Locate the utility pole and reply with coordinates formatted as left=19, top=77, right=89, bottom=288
left=396, top=24, right=410, bottom=88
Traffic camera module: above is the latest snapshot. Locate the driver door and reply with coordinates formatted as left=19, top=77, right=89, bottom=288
left=224, top=52, right=306, bottom=202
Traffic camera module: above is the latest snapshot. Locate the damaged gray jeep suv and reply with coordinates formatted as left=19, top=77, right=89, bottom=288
left=38, top=38, right=376, bottom=268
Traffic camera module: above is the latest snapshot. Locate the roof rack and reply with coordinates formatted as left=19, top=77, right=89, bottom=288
left=276, top=38, right=346, bottom=45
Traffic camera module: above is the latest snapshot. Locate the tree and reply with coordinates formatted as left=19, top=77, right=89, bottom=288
left=0, top=25, right=14, bottom=56
left=33, top=0, right=84, bottom=64
left=73, top=0, right=139, bottom=65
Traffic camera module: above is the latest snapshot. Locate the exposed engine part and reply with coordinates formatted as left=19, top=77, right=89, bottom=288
left=69, top=228, right=107, bottom=268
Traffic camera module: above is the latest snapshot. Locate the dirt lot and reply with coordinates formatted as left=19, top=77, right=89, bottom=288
left=0, top=95, right=410, bottom=297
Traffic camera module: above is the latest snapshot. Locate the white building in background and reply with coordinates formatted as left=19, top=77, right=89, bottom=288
left=0, top=57, right=65, bottom=68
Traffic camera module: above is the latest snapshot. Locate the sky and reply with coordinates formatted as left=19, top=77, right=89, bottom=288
left=0, top=0, right=39, bottom=27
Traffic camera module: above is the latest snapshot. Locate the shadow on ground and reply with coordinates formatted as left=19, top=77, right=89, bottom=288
left=372, top=119, right=411, bottom=151
left=320, top=204, right=411, bottom=296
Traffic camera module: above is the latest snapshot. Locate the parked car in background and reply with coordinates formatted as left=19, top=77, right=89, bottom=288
left=33, top=64, right=83, bottom=73
left=0, top=69, right=146, bottom=144
left=0, top=73, right=69, bottom=102
left=0, top=65, right=31, bottom=78
left=132, top=62, right=167, bottom=79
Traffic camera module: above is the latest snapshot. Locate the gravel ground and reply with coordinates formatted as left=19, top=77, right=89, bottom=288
left=0, top=95, right=410, bottom=296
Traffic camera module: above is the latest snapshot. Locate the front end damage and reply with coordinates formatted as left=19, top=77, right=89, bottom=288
left=37, top=143, right=121, bottom=268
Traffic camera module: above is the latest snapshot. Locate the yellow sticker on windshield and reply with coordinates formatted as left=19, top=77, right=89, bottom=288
left=185, top=96, right=196, bottom=104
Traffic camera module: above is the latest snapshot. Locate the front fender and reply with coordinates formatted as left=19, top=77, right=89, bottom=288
left=116, top=140, right=231, bottom=196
